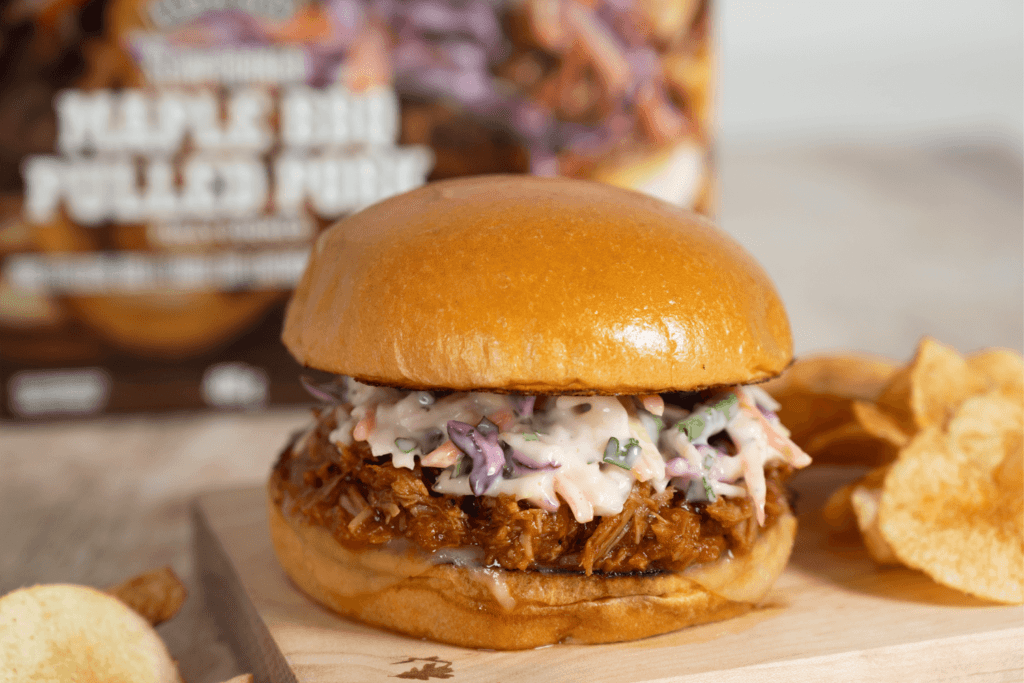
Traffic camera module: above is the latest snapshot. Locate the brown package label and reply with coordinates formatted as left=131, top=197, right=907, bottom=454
left=0, top=0, right=713, bottom=418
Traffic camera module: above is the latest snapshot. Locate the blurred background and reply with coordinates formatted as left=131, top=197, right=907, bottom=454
left=720, top=0, right=1021, bottom=145
left=0, top=0, right=1020, bottom=418
left=717, top=0, right=1022, bottom=359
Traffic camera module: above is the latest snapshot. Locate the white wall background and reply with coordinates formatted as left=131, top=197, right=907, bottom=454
left=718, top=1, right=1023, bottom=147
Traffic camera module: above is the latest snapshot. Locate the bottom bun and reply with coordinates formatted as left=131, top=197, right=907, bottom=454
left=267, top=486, right=797, bottom=650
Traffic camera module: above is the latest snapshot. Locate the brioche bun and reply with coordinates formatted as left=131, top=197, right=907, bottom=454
left=283, top=175, right=791, bottom=394
left=268, top=486, right=797, bottom=649
left=275, top=175, right=798, bottom=649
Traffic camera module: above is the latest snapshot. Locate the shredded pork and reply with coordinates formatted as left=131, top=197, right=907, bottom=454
left=271, top=408, right=793, bottom=575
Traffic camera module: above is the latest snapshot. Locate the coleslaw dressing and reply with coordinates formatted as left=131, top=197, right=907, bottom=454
left=328, top=379, right=810, bottom=524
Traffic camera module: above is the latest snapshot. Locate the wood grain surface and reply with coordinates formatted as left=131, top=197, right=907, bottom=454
left=1, top=145, right=1021, bottom=682
left=192, top=467, right=1024, bottom=683
left=0, top=409, right=309, bottom=683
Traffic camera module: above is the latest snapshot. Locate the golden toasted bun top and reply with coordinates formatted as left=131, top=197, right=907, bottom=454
left=283, top=176, right=792, bottom=393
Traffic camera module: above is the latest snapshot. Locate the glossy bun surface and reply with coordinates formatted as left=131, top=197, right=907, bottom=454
left=283, top=176, right=791, bottom=393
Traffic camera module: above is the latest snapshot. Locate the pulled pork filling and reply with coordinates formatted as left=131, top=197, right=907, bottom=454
left=271, top=380, right=810, bottom=575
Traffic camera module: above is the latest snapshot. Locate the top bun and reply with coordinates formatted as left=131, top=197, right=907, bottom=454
left=283, top=176, right=791, bottom=394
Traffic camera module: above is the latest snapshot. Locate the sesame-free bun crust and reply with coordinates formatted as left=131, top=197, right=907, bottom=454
left=267, top=486, right=797, bottom=649
left=283, top=176, right=791, bottom=394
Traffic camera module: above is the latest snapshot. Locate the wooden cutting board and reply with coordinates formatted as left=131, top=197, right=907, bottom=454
left=191, top=468, right=1024, bottom=683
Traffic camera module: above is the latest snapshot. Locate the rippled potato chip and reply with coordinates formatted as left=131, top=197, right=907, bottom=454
left=878, top=392, right=1024, bottom=604
left=0, top=584, right=182, bottom=683
left=822, top=480, right=857, bottom=530
left=848, top=467, right=899, bottom=565
left=822, top=466, right=899, bottom=564
left=852, top=400, right=910, bottom=448
left=876, top=337, right=988, bottom=434
left=763, top=354, right=899, bottom=460
left=764, top=354, right=899, bottom=401
left=802, top=421, right=899, bottom=468
left=967, top=348, right=1024, bottom=401
left=106, top=566, right=187, bottom=626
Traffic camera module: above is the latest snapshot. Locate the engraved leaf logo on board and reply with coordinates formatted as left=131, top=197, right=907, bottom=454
left=391, top=656, right=454, bottom=680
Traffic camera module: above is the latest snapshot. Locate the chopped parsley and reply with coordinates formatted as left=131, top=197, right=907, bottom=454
left=678, top=415, right=704, bottom=441
left=714, top=393, right=739, bottom=416
left=602, top=437, right=642, bottom=470
left=702, top=476, right=717, bottom=502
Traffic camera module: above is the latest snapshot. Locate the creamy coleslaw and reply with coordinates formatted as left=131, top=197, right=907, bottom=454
left=322, top=379, right=811, bottom=525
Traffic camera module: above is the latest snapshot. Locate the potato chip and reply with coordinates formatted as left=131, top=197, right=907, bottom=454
left=769, top=393, right=858, bottom=452
left=801, top=421, right=899, bottom=468
left=0, top=584, right=181, bottom=683
left=852, top=400, right=910, bottom=448
left=877, top=337, right=988, bottom=434
left=762, top=356, right=901, bottom=466
left=967, top=348, right=1024, bottom=400
left=822, top=481, right=857, bottom=530
left=106, top=566, right=187, bottom=626
left=763, top=354, right=899, bottom=454
left=821, top=466, right=899, bottom=562
left=879, top=391, right=1024, bottom=604
left=849, top=467, right=899, bottom=565
left=764, top=354, right=899, bottom=402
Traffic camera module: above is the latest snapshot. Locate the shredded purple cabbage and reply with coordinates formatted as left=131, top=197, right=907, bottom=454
left=300, top=375, right=346, bottom=404
left=664, top=457, right=700, bottom=479
left=695, top=444, right=720, bottom=461
left=502, top=444, right=559, bottom=479
left=666, top=445, right=728, bottom=481
left=511, top=395, right=536, bottom=417
left=447, top=420, right=504, bottom=495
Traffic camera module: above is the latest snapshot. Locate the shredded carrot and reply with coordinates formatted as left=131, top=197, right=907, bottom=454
left=352, top=407, right=376, bottom=442
left=740, top=395, right=811, bottom=466
left=421, top=441, right=460, bottom=468
left=639, top=394, right=665, bottom=416
left=554, top=473, right=594, bottom=525
left=487, top=408, right=517, bottom=431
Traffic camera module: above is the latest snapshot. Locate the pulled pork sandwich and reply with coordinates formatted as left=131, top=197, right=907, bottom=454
left=270, top=175, right=810, bottom=649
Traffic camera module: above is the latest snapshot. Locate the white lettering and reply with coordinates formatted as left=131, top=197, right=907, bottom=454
left=150, top=0, right=295, bottom=28
left=3, top=249, right=310, bottom=293
left=133, top=36, right=306, bottom=86
left=23, top=84, right=434, bottom=225
left=55, top=89, right=272, bottom=155
left=23, top=157, right=62, bottom=223
left=281, top=86, right=399, bottom=148
left=57, top=90, right=113, bottom=155
left=8, top=368, right=111, bottom=417
left=23, top=155, right=270, bottom=224
left=273, top=148, right=434, bottom=218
